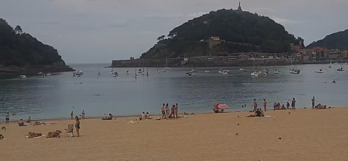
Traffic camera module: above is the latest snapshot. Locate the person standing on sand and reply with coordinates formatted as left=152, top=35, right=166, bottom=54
left=71, top=111, right=74, bottom=119
left=311, top=96, right=315, bottom=109
left=75, top=116, right=80, bottom=137
left=81, top=110, right=85, bottom=119
left=286, top=102, right=290, bottom=109
left=161, top=104, right=165, bottom=119
left=170, top=105, right=175, bottom=118
left=165, top=103, right=170, bottom=119
left=263, top=99, right=267, bottom=111
left=5, top=112, right=10, bottom=124
left=175, top=103, right=178, bottom=119
left=253, top=99, right=258, bottom=112
left=291, top=98, right=296, bottom=109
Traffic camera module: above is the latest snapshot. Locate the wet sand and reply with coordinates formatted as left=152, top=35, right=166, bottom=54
left=0, top=107, right=347, bottom=161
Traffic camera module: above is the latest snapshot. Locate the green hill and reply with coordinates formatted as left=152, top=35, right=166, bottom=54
left=0, top=18, right=72, bottom=75
left=141, top=9, right=299, bottom=59
left=307, top=29, right=348, bottom=50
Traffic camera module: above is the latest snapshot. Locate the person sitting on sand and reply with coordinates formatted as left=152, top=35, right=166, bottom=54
left=102, top=113, right=113, bottom=120
left=140, top=112, right=145, bottom=120
left=108, top=113, right=113, bottom=120
left=18, top=119, right=26, bottom=126
left=315, top=104, right=327, bottom=109
left=145, top=112, right=151, bottom=119
left=247, top=108, right=264, bottom=117
left=213, top=104, right=219, bottom=113
left=281, top=104, right=286, bottom=110
left=103, top=114, right=108, bottom=120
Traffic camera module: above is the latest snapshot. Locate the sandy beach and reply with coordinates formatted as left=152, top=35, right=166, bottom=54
left=1, top=107, right=348, bottom=161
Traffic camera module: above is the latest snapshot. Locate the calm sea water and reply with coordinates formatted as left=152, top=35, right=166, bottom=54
left=1, top=63, right=348, bottom=121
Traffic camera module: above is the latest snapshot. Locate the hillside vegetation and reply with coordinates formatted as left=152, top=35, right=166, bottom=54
left=141, top=9, right=299, bottom=59
left=307, top=29, right=348, bottom=50
left=0, top=18, right=72, bottom=74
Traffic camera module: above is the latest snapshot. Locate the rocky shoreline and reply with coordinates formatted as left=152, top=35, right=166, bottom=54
left=0, top=64, right=74, bottom=79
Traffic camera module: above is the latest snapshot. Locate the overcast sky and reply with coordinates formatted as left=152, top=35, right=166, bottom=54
left=1, top=0, right=347, bottom=64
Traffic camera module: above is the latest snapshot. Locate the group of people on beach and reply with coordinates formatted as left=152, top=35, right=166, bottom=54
left=253, top=98, right=297, bottom=112
left=71, top=110, right=86, bottom=120
left=161, top=103, right=179, bottom=119
left=140, top=112, right=151, bottom=120
left=273, top=98, right=296, bottom=110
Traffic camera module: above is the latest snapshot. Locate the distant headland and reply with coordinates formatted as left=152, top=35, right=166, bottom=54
left=0, top=18, right=73, bottom=78
left=112, top=5, right=348, bottom=67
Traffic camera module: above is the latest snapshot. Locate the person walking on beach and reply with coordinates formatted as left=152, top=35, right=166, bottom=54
left=161, top=104, right=166, bottom=119
left=291, top=98, right=296, bottom=109
left=311, top=96, right=315, bottom=109
left=75, top=116, right=80, bottom=137
left=263, top=99, right=267, bottom=111
left=5, top=112, right=10, bottom=124
left=253, top=99, right=258, bottom=112
left=71, top=111, right=74, bottom=119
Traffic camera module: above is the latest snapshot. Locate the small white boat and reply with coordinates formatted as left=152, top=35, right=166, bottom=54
left=250, top=72, right=259, bottom=77
left=19, top=75, right=27, bottom=79
left=73, top=71, right=84, bottom=77
left=240, top=68, right=247, bottom=72
left=125, top=71, right=130, bottom=75
left=190, top=68, right=198, bottom=73
left=290, top=69, right=300, bottom=74
left=186, top=71, right=195, bottom=76
left=251, top=71, right=261, bottom=77
left=219, top=69, right=229, bottom=74
left=274, top=69, right=281, bottom=74
left=315, top=68, right=324, bottom=73
left=337, top=67, right=344, bottom=71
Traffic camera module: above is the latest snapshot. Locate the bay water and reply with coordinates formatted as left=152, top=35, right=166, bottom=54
left=1, top=63, right=348, bottom=121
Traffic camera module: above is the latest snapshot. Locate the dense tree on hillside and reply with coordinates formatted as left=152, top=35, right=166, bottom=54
left=0, top=18, right=69, bottom=67
left=15, top=25, right=22, bottom=34
left=141, top=9, right=297, bottom=59
left=307, top=29, right=348, bottom=50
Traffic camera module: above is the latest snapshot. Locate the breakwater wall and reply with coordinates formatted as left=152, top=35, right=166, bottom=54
left=112, top=57, right=346, bottom=67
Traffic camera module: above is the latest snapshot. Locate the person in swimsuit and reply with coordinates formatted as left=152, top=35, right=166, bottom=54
left=75, top=116, right=80, bottom=137
left=161, top=104, right=165, bottom=119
